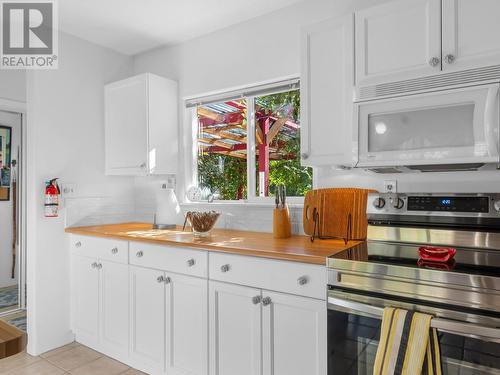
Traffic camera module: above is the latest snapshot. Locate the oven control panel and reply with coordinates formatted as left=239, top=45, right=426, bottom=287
left=367, top=193, right=500, bottom=218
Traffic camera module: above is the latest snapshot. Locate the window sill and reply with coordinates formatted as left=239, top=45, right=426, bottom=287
left=180, top=200, right=304, bottom=209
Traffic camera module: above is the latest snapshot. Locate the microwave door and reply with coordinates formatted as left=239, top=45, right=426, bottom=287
left=356, top=84, right=500, bottom=167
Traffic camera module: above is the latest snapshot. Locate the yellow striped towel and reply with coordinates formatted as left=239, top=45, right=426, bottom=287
left=373, top=307, right=442, bottom=375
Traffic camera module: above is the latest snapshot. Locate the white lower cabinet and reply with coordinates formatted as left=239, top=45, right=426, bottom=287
left=209, top=281, right=262, bottom=375
left=262, top=291, right=326, bottom=375
left=72, top=255, right=129, bottom=361
left=129, top=266, right=166, bottom=374
left=73, top=255, right=100, bottom=348
left=209, top=281, right=327, bottom=375
left=129, top=265, right=209, bottom=375
left=72, top=238, right=326, bottom=375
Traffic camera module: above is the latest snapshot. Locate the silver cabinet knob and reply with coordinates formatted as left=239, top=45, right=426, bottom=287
left=91, top=262, right=98, bottom=269
left=164, top=276, right=172, bottom=284
left=252, top=296, right=262, bottom=305
left=75, top=241, right=82, bottom=248
left=220, top=264, right=230, bottom=273
left=187, top=259, right=195, bottom=267
left=301, top=153, right=309, bottom=160
left=139, top=162, right=146, bottom=169
left=96, top=263, right=102, bottom=270
left=428, top=57, right=440, bottom=67
left=297, top=276, right=309, bottom=286
left=136, top=251, right=144, bottom=258
left=262, top=297, right=272, bottom=306
left=111, top=247, right=118, bottom=254
left=444, top=54, right=455, bottom=64
left=157, top=275, right=165, bottom=283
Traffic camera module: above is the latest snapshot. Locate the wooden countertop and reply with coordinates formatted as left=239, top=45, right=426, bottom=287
left=65, top=223, right=362, bottom=265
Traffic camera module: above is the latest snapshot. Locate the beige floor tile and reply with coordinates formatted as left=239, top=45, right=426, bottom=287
left=0, top=351, right=41, bottom=372
left=69, top=356, right=129, bottom=375
left=5, top=359, right=66, bottom=375
left=120, top=368, right=147, bottom=375
left=45, top=345, right=102, bottom=371
left=41, top=342, right=81, bottom=359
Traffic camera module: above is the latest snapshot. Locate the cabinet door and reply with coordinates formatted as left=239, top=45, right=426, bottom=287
left=442, top=0, right=500, bottom=72
left=300, top=14, right=354, bottom=167
left=72, top=255, right=99, bottom=348
left=105, top=75, right=148, bottom=175
left=165, top=273, right=208, bottom=375
left=100, top=260, right=129, bottom=360
left=209, top=281, right=262, bottom=375
left=129, top=266, right=165, bottom=373
left=355, top=0, right=441, bottom=85
left=262, top=291, right=326, bottom=375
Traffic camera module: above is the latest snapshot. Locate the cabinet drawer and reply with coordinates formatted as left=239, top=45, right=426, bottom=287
left=129, top=242, right=207, bottom=278
left=70, top=235, right=128, bottom=264
left=209, top=253, right=326, bottom=300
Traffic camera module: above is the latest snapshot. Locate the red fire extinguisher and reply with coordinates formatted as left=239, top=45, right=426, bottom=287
left=45, top=178, right=60, bottom=217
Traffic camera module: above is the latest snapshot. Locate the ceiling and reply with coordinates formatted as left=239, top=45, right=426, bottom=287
left=59, top=0, right=303, bottom=55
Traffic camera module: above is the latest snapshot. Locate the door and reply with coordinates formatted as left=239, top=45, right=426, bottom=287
left=105, top=75, right=148, bottom=175
left=262, top=291, right=326, bottom=375
left=442, top=0, right=500, bottom=72
left=356, top=84, right=500, bottom=167
left=129, top=266, right=165, bottom=373
left=300, top=14, right=354, bottom=167
left=328, top=294, right=500, bottom=375
left=209, top=281, right=262, bottom=375
left=355, top=0, right=441, bottom=86
left=165, top=273, right=208, bottom=375
left=72, top=255, right=99, bottom=348
left=99, top=260, right=129, bottom=360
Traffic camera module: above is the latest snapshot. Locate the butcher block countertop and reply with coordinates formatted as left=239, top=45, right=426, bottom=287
left=65, top=222, right=362, bottom=265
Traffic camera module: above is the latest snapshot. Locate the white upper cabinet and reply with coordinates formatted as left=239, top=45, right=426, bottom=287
left=105, top=73, right=178, bottom=176
left=442, top=0, right=500, bottom=72
left=300, top=14, right=354, bottom=167
left=355, top=0, right=442, bottom=86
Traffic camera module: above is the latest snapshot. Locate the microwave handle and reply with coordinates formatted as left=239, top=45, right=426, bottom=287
left=328, top=296, right=500, bottom=342
left=484, top=85, right=500, bottom=157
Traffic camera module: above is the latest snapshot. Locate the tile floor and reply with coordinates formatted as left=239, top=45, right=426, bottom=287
left=0, top=342, right=146, bottom=374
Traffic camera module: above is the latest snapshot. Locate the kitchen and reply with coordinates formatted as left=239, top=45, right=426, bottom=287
left=0, top=0, right=499, bottom=374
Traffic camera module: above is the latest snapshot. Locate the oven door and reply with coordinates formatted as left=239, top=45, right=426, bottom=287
left=355, top=83, right=500, bottom=167
left=328, top=290, right=500, bottom=375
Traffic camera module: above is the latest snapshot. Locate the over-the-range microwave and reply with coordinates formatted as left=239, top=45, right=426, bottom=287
left=353, top=83, right=500, bottom=173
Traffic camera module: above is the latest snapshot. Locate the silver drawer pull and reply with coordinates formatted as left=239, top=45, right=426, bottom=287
left=164, top=276, right=172, bottom=284
left=136, top=251, right=144, bottom=258
left=111, top=247, right=118, bottom=254
left=91, top=262, right=98, bottom=269
left=157, top=275, right=165, bottom=283
left=220, top=264, right=230, bottom=273
left=187, top=259, right=196, bottom=267
left=96, top=263, right=102, bottom=270
left=252, top=296, right=262, bottom=305
left=297, top=276, right=309, bottom=286
left=262, top=297, right=272, bottom=306
left=75, top=241, right=82, bottom=248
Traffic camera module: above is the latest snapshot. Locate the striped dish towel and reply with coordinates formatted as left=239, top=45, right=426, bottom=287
left=373, top=307, right=442, bottom=375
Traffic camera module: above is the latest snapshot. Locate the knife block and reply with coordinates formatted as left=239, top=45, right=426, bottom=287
left=273, top=206, right=292, bottom=239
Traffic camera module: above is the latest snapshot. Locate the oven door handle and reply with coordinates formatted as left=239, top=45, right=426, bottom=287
left=328, top=296, right=500, bottom=342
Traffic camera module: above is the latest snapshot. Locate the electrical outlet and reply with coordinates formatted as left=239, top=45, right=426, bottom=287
left=384, top=180, right=397, bottom=193
left=61, top=183, right=77, bottom=197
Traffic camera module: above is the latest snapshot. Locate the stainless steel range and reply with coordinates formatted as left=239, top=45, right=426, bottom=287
left=327, top=193, right=500, bottom=375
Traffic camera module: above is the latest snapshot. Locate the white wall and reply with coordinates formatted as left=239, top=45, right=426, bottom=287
left=133, top=0, right=500, bottom=222
left=26, top=32, right=134, bottom=355
left=0, top=70, right=26, bottom=103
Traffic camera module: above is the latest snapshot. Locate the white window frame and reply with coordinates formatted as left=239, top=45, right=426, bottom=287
left=183, top=76, right=311, bottom=206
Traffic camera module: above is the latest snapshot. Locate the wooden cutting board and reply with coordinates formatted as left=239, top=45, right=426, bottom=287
left=303, top=188, right=376, bottom=241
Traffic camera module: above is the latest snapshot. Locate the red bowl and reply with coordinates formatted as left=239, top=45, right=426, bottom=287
left=418, top=246, right=457, bottom=263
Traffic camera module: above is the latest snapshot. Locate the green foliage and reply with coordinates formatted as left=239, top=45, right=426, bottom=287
left=198, top=90, right=312, bottom=200
left=198, top=153, right=247, bottom=200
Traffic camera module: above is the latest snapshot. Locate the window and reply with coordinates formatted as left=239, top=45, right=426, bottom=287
left=192, top=80, right=312, bottom=201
